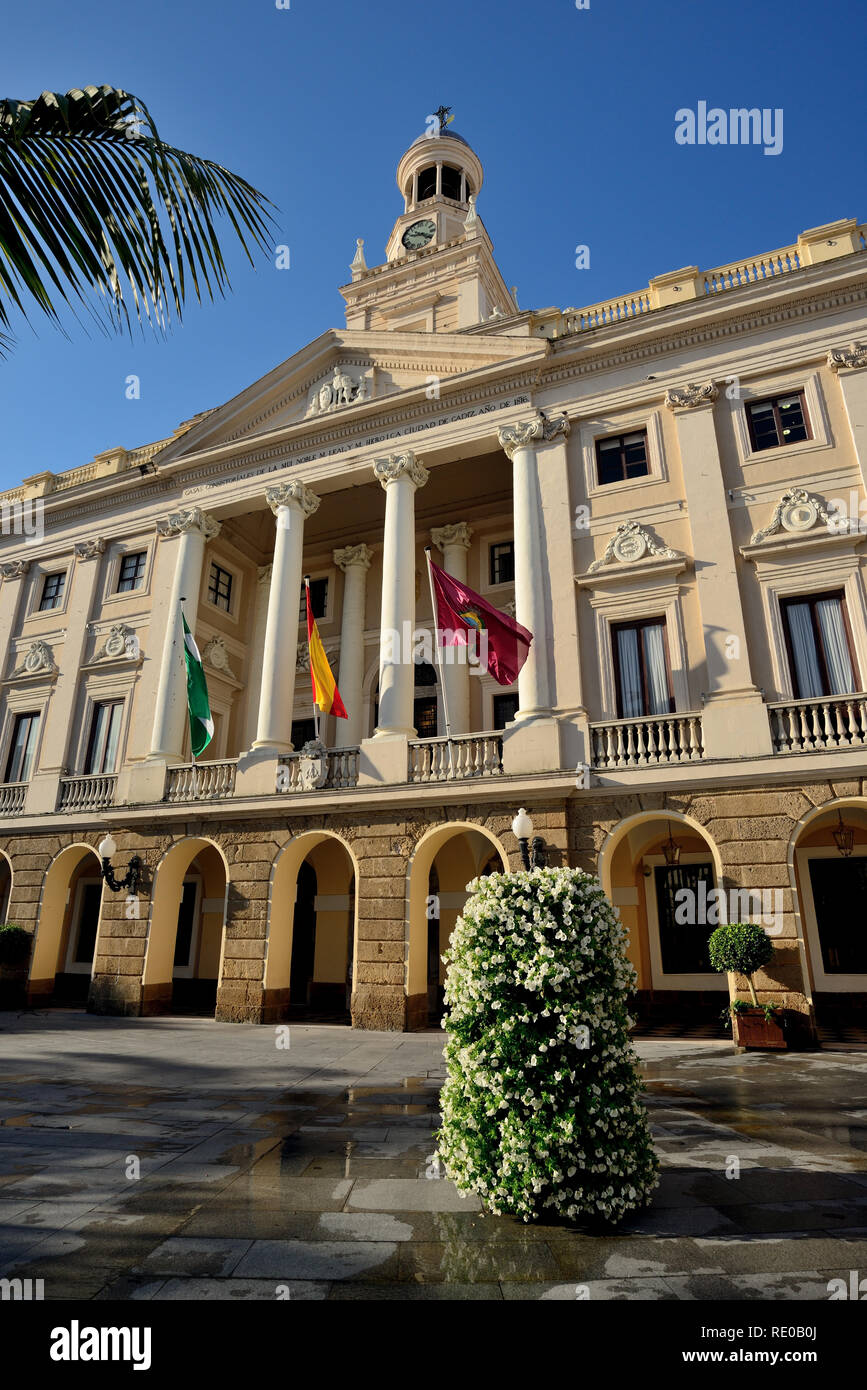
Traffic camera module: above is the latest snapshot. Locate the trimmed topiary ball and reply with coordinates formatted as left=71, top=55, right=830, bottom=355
left=707, top=921, right=774, bottom=978
left=437, top=866, right=659, bottom=1223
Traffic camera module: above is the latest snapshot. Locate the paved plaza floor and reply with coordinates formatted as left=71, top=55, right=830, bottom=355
left=1, top=1011, right=866, bottom=1301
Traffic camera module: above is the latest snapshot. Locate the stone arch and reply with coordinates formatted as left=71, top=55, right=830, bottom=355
left=266, top=830, right=358, bottom=1021
left=406, top=821, right=509, bottom=1028
left=597, top=810, right=726, bottom=1021
left=142, top=836, right=230, bottom=1016
left=29, top=842, right=105, bottom=1001
left=787, top=795, right=867, bottom=1024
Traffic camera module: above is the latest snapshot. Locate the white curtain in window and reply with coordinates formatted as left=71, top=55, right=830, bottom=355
left=642, top=624, right=671, bottom=715
left=616, top=628, right=643, bottom=717
left=816, top=598, right=855, bottom=694
left=786, top=602, right=823, bottom=698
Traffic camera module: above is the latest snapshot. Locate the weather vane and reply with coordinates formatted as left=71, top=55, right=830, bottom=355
left=433, top=105, right=454, bottom=136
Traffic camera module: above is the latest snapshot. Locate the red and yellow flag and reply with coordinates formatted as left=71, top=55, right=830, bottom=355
left=306, top=581, right=347, bottom=718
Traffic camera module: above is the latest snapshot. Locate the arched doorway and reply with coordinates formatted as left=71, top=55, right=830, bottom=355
left=0, top=852, right=11, bottom=924
left=143, top=838, right=228, bottom=1016
left=791, top=798, right=867, bottom=1035
left=268, top=832, right=356, bottom=1022
left=408, top=823, right=509, bottom=1028
left=599, top=812, right=727, bottom=1033
left=30, top=844, right=105, bottom=1005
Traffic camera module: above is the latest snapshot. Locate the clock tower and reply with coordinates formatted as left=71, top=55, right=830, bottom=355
left=339, top=121, right=517, bottom=333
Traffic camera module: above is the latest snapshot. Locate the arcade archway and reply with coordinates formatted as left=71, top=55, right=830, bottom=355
left=29, top=844, right=105, bottom=1004
left=407, top=822, right=508, bottom=1028
left=143, top=837, right=228, bottom=1016
left=267, top=832, right=357, bottom=1021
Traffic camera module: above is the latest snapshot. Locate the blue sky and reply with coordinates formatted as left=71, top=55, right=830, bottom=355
left=1, top=0, right=864, bottom=490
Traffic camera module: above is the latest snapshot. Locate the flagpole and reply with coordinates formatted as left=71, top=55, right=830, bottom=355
left=304, top=575, right=321, bottom=745
left=180, top=595, right=198, bottom=793
left=424, top=547, right=455, bottom=776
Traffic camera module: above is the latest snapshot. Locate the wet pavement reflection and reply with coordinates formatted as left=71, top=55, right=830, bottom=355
left=1, top=1013, right=866, bottom=1300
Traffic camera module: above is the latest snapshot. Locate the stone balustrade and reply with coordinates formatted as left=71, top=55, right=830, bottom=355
left=57, top=774, right=117, bottom=812
left=769, top=694, right=867, bottom=754
left=0, top=782, right=27, bottom=816
left=590, top=714, right=704, bottom=770
left=165, top=760, right=237, bottom=803
left=408, top=732, right=504, bottom=783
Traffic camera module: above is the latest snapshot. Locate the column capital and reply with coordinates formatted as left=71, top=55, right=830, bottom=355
left=828, top=341, right=867, bottom=373
left=74, top=538, right=105, bottom=561
left=0, top=559, right=30, bottom=580
left=265, top=480, right=320, bottom=518
left=334, top=542, right=373, bottom=571
left=431, top=522, right=473, bottom=552
left=497, top=413, right=570, bottom=459
left=373, top=452, right=429, bottom=490
left=664, top=381, right=719, bottom=411
left=257, top=563, right=273, bottom=586
left=157, top=507, right=221, bottom=541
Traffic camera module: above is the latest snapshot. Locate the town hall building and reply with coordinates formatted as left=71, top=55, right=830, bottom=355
left=0, top=120, right=866, bottom=1041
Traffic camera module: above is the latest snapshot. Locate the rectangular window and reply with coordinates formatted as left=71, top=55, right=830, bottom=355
left=612, top=618, right=674, bottom=718
left=39, top=572, right=66, bottom=611
left=746, top=392, right=810, bottom=452
left=291, top=717, right=317, bottom=749
left=173, top=880, right=199, bottom=972
left=300, top=578, right=328, bottom=622
left=5, top=711, right=40, bottom=782
left=489, top=541, right=515, bottom=586
left=117, top=551, right=146, bottom=593
left=207, top=563, right=233, bottom=613
left=414, top=696, right=438, bottom=739
left=595, top=431, right=649, bottom=486
left=85, top=701, right=123, bottom=775
left=781, top=591, right=858, bottom=698
left=72, top=881, right=102, bottom=966
left=493, top=692, right=519, bottom=729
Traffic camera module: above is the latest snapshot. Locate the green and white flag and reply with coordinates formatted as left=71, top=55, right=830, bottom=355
left=182, top=611, right=214, bottom=758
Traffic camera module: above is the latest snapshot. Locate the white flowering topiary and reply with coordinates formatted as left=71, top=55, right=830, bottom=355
left=437, top=865, right=659, bottom=1223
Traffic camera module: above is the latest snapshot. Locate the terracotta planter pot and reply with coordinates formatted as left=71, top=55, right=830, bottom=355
left=732, top=1007, right=787, bottom=1050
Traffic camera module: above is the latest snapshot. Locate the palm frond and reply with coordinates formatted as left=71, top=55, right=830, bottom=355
left=0, top=85, right=277, bottom=354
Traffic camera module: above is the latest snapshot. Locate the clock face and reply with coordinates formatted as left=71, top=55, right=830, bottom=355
left=402, top=218, right=436, bottom=250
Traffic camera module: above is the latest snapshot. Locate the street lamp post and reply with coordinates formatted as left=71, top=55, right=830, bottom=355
left=511, top=807, right=547, bottom=870
left=97, top=833, right=143, bottom=895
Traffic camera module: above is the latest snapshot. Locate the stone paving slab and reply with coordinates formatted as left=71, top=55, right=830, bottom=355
left=0, top=1012, right=865, bottom=1299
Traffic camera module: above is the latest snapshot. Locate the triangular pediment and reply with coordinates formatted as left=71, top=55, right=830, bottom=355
left=151, top=328, right=544, bottom=466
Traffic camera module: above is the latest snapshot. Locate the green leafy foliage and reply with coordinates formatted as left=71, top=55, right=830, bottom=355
left=437, top=866, right=659, bottom=1223
left=0, top=923, right=32, bottom=967
left=708, top=922, right=774, bottom=978
left=0, top=85, right=275, bottom=352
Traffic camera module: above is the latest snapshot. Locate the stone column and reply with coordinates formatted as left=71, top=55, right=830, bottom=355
left=0, top=560, right=30, bottom=675
left=24, top=542, right=107, bottom=813
left=431, top=522, right=473, bottom=736
left=665, top=382, right=772, bottom=758
left=497, top=416, right=568, bottom=774
left=148, top=508, right=220, bottom=763
left=828, top=342, right=867, bottom=497
left=253, top=481, right=320, bottom=752
left=534, top=420, right=592, bottom=771
left=358, top=453, right=428, bottom=787
left=373, top=452, right=429, bottom=737
left=498, top=418, right=555, bottom=718
left=333, top=544, right=373, bottom=748
left=242, top=564, right=272, bottom=750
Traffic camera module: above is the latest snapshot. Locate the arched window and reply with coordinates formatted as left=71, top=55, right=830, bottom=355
left=417, top=165, right=437, bottom=201
left=441, top=165, right=462, bottom=201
